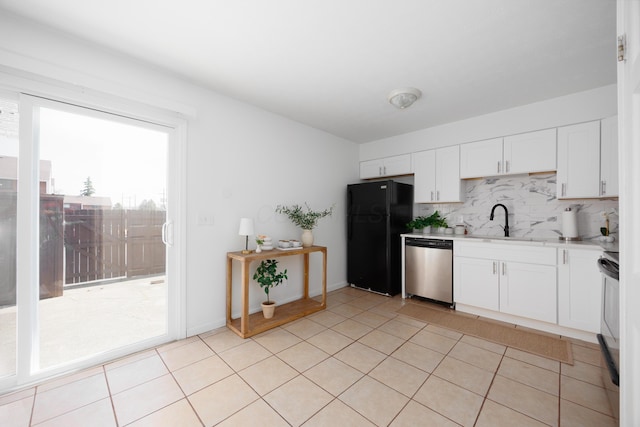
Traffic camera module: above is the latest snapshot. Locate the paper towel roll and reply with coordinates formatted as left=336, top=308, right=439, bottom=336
left=562, top=208, right=579, bottom=238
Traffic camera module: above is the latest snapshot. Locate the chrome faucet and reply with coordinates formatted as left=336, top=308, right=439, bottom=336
left=490, top=203, right=510, bottom=237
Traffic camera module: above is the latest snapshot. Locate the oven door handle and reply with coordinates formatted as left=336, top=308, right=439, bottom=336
left=598, top=258, right=619, bottom=281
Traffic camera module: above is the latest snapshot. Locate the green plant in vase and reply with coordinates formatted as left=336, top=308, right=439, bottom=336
left=407, top=210, right=448, bottom=233
left=275, top=203, right=334, bottom=247
left=407, top=216, right=430, bottom=231
left=253, top=259, right=288, bottom=318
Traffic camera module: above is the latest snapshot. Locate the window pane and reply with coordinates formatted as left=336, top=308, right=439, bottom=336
left=0, top=98, right=19, bottom=378
left=37, top=106, right=168, bottom=369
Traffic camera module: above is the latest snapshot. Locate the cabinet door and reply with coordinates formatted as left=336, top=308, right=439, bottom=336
left=600, top=116, right=619, bottom=197
left=499, top=261, right=557, bottom=323
left=460, top=138, right=503, bottom=178
left=412, top=150, right=436, bottom=203
left=383, top=154, right=412, bottom=177
left=558, top=249, right=602, bottom=333
left=360, top=159, right=384, bottom=179
left=557, top=121, right=601, bottom=198
left=503, top=128, right=556, bottom=175
left=454, top=256, right=499, bottom=310
left=435, top=145, right=464, bottom=203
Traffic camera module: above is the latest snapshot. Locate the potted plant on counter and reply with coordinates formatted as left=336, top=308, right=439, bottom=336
left=429, top=211, right=449, bottom=233
left=407, top=211, right=448, bottom=234
left=407, top=216, right=431, bottom=233
left=275, top=203, right=334, bottom=247
left=253, top=259, right=288, bottom=319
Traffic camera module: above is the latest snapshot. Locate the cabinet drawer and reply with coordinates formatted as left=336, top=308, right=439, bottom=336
left=455, top=241, right=556, bottom=265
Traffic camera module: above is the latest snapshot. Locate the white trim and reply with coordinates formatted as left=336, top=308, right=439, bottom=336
left=16, top=94, right=40, bottom=383
left=0, top=50, right=197, bottom=118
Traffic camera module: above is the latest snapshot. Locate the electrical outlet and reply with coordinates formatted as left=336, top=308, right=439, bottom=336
left=198, top=213, right=214, bottom=226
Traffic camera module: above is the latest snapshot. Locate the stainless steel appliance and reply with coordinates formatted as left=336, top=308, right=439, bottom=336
left=347, top=181, right=413, bottom=295
left=404, top=238, right=454, bottom=307
left=597, top=250, right=619, bottom=421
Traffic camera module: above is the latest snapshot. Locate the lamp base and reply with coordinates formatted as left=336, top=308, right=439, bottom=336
left=241, top=249, right=252, bottom=254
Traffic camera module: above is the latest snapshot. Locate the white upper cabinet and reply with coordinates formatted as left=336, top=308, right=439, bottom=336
left=600, top=116, right=619, bottom=197
left=503, top=128, right=557, bottom=175
left=413, top=145, right=463, bottom=203
left=360, top=154, right=411, bottom=179
left=460, top=138, right=503, bottom=178
left=557, top=118, right=618, bottom=199
left=460, top=129, right=556, bottom=179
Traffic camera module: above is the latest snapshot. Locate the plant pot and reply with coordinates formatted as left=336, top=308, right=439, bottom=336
left=261, top=301, right=276, bottom=319
left=422, top=226, right=432, bottom=234
left=301, top=229, right=314, bottom=247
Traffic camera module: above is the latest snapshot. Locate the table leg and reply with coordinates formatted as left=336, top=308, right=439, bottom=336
left=303, top=253, right=309, bottom=299
left=226, top=257, right=233, bottom=324
left=322, top=248, right=327, bottom=307
left=241, top=260, right=250, bottom=335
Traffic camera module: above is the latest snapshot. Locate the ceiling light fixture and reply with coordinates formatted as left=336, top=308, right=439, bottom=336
left=388, top=87, right=422, bottom=109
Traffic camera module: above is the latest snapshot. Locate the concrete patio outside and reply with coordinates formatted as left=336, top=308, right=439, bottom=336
left=0, top=276, right=166, bottom=377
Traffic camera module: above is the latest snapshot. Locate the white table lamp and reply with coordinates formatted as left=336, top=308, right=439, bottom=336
left=238, top=218, right=254, bottom=254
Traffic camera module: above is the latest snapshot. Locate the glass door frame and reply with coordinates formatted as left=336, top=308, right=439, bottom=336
left=1, top=88, right=186, bottom=391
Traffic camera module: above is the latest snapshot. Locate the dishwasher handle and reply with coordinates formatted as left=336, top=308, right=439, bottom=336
left=406, top=238, right=453, bottom=250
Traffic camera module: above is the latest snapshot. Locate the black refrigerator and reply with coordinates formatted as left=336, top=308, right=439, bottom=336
left=347, top=180, right=413, bottom=295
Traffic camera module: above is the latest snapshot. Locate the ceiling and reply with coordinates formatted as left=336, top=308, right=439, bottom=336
left=0, top=0, right=617, bottom=143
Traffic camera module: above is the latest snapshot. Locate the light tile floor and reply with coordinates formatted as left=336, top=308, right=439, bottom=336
left=0, top=287, right=618, bottom=426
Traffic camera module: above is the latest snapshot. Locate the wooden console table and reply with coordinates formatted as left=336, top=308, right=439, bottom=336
left=226, top=245, right=327, bottom=338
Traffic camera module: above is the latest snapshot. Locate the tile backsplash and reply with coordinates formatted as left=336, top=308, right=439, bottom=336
left=413, top=173, right=619, bottom=241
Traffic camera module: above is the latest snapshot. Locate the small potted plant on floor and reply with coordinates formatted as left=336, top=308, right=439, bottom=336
left=275, top=203, right=334, bottom=247
left=253, top=259, right=288, bottom=318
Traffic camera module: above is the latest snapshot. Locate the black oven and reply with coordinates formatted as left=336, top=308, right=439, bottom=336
left=597, top=250, right=619, bottom=420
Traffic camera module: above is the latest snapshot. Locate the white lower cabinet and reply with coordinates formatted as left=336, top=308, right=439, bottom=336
left=557, top=248, right=602, bottom=333
left=499, top=260, right=557, bottom=323
left=454, top=257, right=499, bottom=311
left=454, top=242, right=557, bottom=324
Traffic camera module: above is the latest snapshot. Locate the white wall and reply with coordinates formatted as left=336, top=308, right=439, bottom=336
left=360, top=84, right=617, bottom=161
left=0, top=13, right=359, bottom=336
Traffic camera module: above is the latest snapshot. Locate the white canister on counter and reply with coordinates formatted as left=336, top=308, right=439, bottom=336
left=562, top=207, right=579, bottom=239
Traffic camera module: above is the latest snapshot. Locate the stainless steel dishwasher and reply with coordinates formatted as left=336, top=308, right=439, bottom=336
left=405, top=238, right=454, bottom=307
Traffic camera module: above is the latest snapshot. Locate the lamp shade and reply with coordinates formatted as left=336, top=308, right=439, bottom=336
left=238, top=218, right=254, bottom=236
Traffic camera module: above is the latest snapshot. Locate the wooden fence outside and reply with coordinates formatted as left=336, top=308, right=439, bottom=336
left=0, top=199, right=165, bottom=306
left=64, top=209, right=166, bottom=285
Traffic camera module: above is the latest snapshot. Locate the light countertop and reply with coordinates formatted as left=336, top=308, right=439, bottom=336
left=402, top=233, right=619, bottom=252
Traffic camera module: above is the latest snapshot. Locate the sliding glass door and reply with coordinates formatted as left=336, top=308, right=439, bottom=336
left=0, top=92, right=184, bottom=389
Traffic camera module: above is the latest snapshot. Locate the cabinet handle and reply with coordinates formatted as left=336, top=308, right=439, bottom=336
left=602, top=180, right=607, bottom=196
left=505, top=160, right=510, bottom=173
left=384, top=166, right=387, bottom=175
left=563, top=249, right=568, bottom=265
left=379, top=166, right=382, bottom=176
left=561, top=183, right=566, bottom=197
left=493, top=261, right=497, bottom=275
left=502, top=262, right=506, bottom=276
left=436, top=190, right=440, bottom=201
left=497, top=161, right=501, bottom=173
left=430, top=191, right=434, bottom=201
